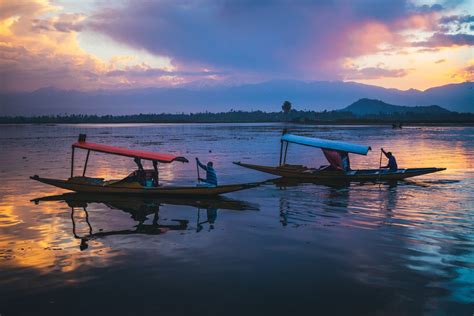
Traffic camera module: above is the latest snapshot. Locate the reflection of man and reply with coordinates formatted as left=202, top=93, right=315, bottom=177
left=197, top=207, right=218, bottom=232
left=207, top=207, right=217, bottom=230
left=381, top=148, right=398, bottom=171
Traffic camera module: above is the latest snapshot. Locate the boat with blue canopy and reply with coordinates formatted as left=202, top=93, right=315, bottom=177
left=234, top=131, right=445, bottom=182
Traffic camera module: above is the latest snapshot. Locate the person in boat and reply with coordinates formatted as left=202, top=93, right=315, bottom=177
left=134, top=157, right=146, bottom=185
left=381, top=148, right=398, bottom=171
left=134, top=158, right=159, bottom=187
left=152, top=160, right=159, bottom=187
left=341, top=152, right=351, bottom=171
left=196, top=158, right=218, bottom=186
left=321, top=149, right=351, bottom=171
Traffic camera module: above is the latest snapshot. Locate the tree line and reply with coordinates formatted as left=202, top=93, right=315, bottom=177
left=1, top=101, right=473, bottom=124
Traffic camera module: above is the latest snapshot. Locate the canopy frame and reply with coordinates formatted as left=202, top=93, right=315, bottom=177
left=70, top=134, right=188, bottom=178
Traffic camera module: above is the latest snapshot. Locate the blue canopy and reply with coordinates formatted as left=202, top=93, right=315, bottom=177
left=281, top=134, right=371, bottom=155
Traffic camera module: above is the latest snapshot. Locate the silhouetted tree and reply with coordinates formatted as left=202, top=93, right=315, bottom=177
left=282, top=101, right=292, bottom=114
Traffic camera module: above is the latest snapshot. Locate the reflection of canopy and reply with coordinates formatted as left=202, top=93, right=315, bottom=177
left=281, top=134, right=371, bottom=155
left=73, top=140, right=188, bottom=163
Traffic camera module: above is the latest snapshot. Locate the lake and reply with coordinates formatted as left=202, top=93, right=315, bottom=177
left=1, top=123, right=473, bottom=315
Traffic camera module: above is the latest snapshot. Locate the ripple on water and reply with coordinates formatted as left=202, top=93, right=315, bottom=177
left=0, top=124, right=473, bottom=314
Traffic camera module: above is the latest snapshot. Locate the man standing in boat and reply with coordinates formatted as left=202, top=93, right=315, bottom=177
left=196, top=158, right=218, bottom=186
left=381, top=148, right=398, bottom=171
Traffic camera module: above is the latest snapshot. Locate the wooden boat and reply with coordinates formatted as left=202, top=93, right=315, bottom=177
left=234, top=162, right=445, bottom=182
left=234, top=132, right=445, bottom=182
left=31, top=134, right=259, bottom=196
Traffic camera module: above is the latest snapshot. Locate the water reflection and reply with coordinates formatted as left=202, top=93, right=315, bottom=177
left=1, top=124, right=473, bottom=315
left=32, top=193, right=259, bottom=250
left=270, top=179, right=435, bottom=230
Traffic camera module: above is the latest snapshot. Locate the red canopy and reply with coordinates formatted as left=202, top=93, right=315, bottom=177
left=72, top=141, right=188, bottom=163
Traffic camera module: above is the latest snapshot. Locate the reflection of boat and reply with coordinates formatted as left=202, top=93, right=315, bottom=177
left=32, top=193, right=259, bottom=212
left=32, top=193, right=259, bottom=250
left=235, top=132, right=445, bottom=182
left=270, top=177, right=351, bottom=189
left=31, top=134, right=259, bottom=196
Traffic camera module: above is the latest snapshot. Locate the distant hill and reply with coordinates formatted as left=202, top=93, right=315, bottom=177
left=2, top=97, right=473, bottom=124
left=341, top=98, right=452, bottom=116
left=0, top=81, right=472, bottom=115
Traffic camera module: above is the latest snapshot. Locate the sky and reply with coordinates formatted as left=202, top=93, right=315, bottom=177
left=0, top=0, right=472, bottom=92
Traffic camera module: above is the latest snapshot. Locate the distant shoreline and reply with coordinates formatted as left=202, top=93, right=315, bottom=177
left=1, top=121, right=473, bottom=127
left=1, top=104, right=473, bottom=125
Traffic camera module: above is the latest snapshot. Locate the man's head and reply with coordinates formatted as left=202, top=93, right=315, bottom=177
left=207, top=161, right=213, bottom=167
left=387, top=152, right=392, bottom=157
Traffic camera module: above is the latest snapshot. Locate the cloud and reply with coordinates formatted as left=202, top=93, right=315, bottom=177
left=0, top=1, right=106, bottom=91
left=453, top=64, right=474, bottom=81
left=413, top=32, right=474, bottom=47
left=32, top=13, right=86, bottom=33
left=0, top=0, right=224, bottom=91
left=342, top=66, right=408, bottom=80
left=0, top=1, right=56, bottom=20
left=1, top=0, right=473, bottom=92
left=435, top=59, right=446, bottom=64
left=88, top=0, right=443, bottom=80
left=439, top=14, right=474, bottom=24
left=105, top=66, right=225, bottom=77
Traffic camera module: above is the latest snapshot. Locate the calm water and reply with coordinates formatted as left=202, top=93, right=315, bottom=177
left=1, top=123, right=473, bottom=315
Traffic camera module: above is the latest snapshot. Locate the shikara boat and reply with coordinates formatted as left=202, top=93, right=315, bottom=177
left=234, top=132, right=445, bottom=183
left=31, top=134, right=259, bottom=196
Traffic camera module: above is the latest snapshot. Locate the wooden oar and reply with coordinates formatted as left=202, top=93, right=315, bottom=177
left=377, top=148, right=383, bottom=184
left=196, top=158, right=200, bottom=183
left=379, top=148, right=383, bottom=169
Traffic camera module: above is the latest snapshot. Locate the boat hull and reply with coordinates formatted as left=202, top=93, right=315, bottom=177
left=31, top=175, right=259, bottom=196
left=233, top=162, right=445, bottom=182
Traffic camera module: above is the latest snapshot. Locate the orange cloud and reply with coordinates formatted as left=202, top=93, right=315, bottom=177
left=0, top=0, right=472, bottom=92
left=452, top=63, right=474, bottom=81
left=0, top=0, right=216, bottom=92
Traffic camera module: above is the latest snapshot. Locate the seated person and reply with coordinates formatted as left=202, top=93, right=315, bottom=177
left=341, top=152, right=351, bottom=171
left=134, top=157, right=146, bottom=185
left=321, top=149, right=351, bottom=171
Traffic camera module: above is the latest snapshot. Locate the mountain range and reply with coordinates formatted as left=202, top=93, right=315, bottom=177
left=340, top=98, right=453, bottom=116
left=0, top=80, right=472, bottom=115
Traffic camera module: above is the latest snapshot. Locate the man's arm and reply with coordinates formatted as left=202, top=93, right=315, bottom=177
left=195, top=158, right=208, bottom=171
left=381, top=148, right=389, bottom=158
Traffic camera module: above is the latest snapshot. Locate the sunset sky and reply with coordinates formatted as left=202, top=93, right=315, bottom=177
left=1, top=0, right=473, bottom=92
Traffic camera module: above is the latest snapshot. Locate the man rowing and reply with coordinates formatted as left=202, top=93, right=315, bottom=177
left=196, top=158, right=218, bottom=186
left=381, top=148, right=398, bottom=171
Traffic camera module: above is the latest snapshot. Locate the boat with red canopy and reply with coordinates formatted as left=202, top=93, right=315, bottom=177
left=31, top=134, right=259, bottom=196
left=234, top=131, right=445, bottom=182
